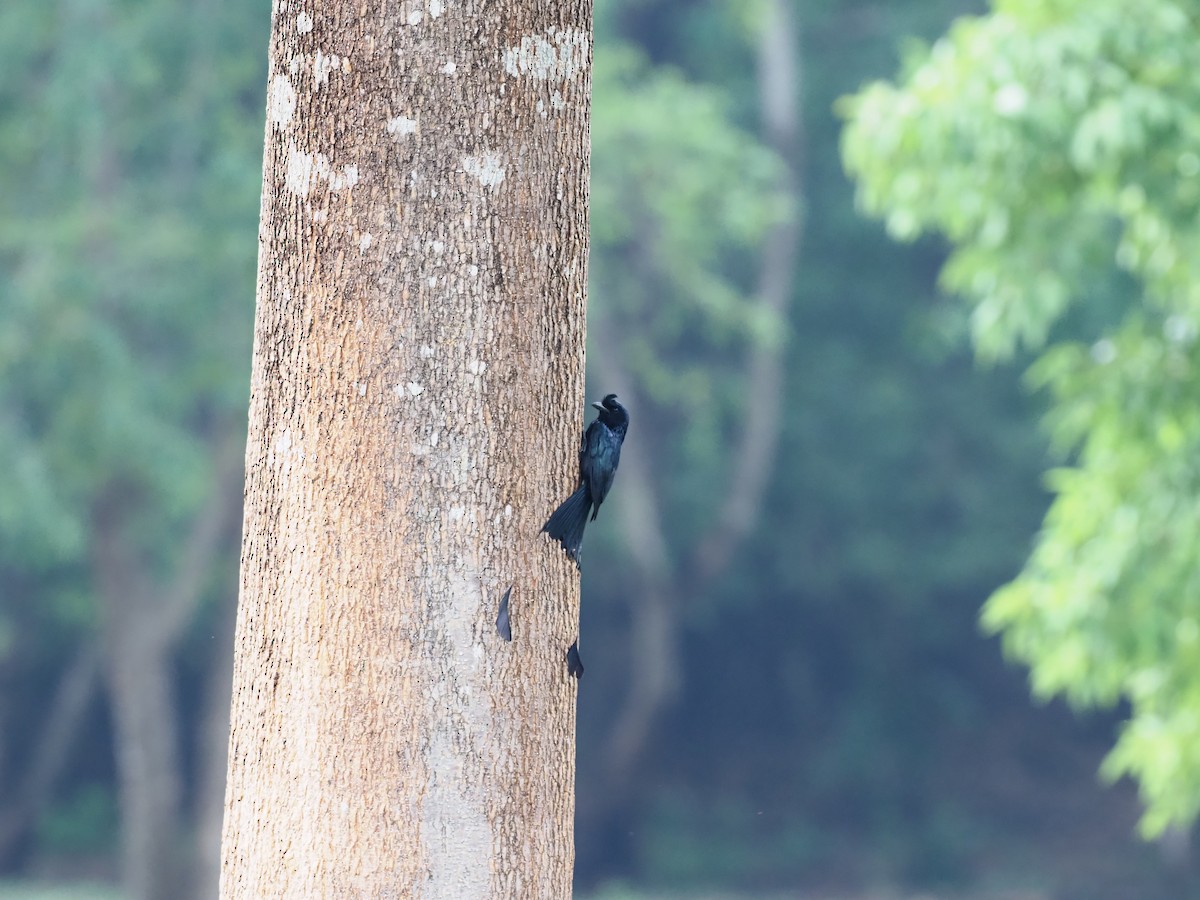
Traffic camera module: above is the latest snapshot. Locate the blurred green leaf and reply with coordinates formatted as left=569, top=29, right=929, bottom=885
left=844, top=0, right=1200, bottom=835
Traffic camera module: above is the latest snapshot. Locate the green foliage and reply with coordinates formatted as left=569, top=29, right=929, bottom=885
left=843, top=0, right=1200, bottom=835
left=582, top=2, right=1083, bottom=891
left=0, top=0, right=267, bottom=867
left=35, top=784, right=119, bottom=855
left=592, top=46, right=792, bottom=377
left=590, top=43, right=791, bottom=543
left=0, top=0, right=1178, bottom=890
left=843, top=0, right=1200, bottom=360
left=0, top=886, right=123, bottom=900
left=0, top=0, right=264, bottom=575
left=639, top=791, right=826, bottom=885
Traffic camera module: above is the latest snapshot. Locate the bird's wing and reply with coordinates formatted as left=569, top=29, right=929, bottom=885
left=582, top=422, right=618, bottom=504
left=581, top=420, right=605, bottom=467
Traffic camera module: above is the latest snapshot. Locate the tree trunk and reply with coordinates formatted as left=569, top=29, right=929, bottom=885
left=93, top=452, right=243, bottom=900
left=93, top=490, right=183, bottom=900
left=221, top=0, right=590, bottom=896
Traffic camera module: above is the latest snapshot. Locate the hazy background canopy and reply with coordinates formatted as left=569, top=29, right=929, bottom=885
left=2, top=0, right=1200, bottom=897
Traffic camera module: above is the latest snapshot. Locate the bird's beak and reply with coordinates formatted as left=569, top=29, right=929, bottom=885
left=591, top=401, right=605, bottom=411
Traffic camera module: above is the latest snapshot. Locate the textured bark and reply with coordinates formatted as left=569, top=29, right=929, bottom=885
left=220, top=1, right=590, bottom=896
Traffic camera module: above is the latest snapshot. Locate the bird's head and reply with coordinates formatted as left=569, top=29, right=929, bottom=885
left=590, top=393, right=620, bottom=413
left=591, top=393, right=628, bottom=428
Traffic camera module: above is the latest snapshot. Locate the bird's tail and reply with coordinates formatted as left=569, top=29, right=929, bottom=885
left=542, top=485, right=592, bottom=563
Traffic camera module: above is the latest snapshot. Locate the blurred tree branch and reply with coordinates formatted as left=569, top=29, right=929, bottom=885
left=93, top=428, right=244, bottom=900
left=598, top=0, right=801, bottom=788
left=688, top=0, right=800, bottom=590
left=0, top=0, right=261, bottom=888
left=0, top=642, right=101, bottom=863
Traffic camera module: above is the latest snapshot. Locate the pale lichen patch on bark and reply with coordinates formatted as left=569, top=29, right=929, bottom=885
left=462, top=152, right=505, bottom=188
left=268, top=75, right=297, bottom=128
left=414, top=567, right=492, bottom=900
left=386, top=115, right=418, bottom=138
left=270, top=429, right=305, bottom=469
left=283, top=150, right=311, bottom=195
left=440, top=60, right=457, bottom=75
left=296, top=11, right=313, bottom=33
left=501, top=28, right=590, bottom=82
left=284, top=144, right=359, bottom=196
left=313, top=50, right=341, bottom=86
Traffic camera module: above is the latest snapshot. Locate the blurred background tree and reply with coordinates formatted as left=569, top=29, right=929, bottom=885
left=1, top=0, right=1197, bottom=897
left=0, top=0, right=264, bottom=896
left=843, top=0, right=1200, bottom=844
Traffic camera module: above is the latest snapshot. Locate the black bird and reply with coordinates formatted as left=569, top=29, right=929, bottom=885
left=542, top=393, right=629, bottom=563
left=566, top=641, right=585, bottom=680
left=495, top=586, right=513, bottom=642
